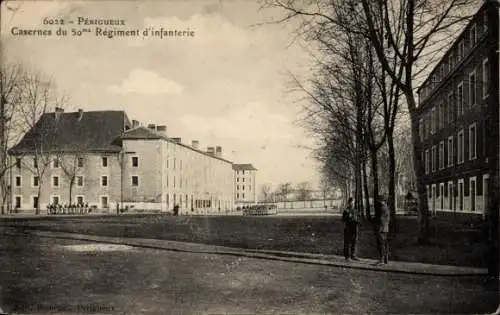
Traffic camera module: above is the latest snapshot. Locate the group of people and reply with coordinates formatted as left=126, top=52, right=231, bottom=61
left=342, top=195, right=390, bottom=265
left=46, top=202, right=92, bottom=215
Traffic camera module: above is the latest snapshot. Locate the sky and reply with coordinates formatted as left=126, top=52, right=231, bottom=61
left=1, top=0, right=321, bottom=190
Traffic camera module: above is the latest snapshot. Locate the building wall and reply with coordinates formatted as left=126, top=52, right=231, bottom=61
left=417, top=4, right=495, bottom=216
left=10, top=139, right=235, bottom=213
left=234, top=169, right=256, bottom=203
left=122, top=138, right=234, bottom=213
left=11, top=152, right=121, bottom=211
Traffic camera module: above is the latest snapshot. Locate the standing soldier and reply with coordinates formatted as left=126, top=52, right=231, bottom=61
left=342, top=197, right=360, bottom=261
left=376, top=195, right=390, bottom=265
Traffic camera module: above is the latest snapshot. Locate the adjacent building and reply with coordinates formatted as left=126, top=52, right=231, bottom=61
left=416, top=1, right=498, bottom=216
left=8, top=108, right=236, bottom=214
left=233, top=163, right=257, bottom=204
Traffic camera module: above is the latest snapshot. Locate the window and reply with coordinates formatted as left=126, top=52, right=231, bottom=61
left=77, top=157, right=84, bottom=167
left=102, top=157, right=108, bottom=167
left=101, top=196, right=109, bottom=208
left=449, top=51, right=455, bottom=71
left=458, top=39, right=464, bottom=60
left=425, top=149, right=430, bottom=174
left=237, top=185, right=239, bottom=190
left=431, top=146, right=437, bottom=172
left=431, top=108, right=436, bottom=134
left=15, top=158, right=21, bottom=169
left=50, top=196, right=60, bottom=205
left=101, top=175, right=108, bottom=187
left=243, top=178, right=245, bottom=182
left=242, top=193, right=245, bottom=199
left=53, top=158, right=60, bottom=168
left=132, top=156, right=138, bottom=167
left=448, top=136, right=454, bottom=167
left=469, top=124, right=477, bottom=160
left=484, top=10, right=488, bottom=33
left=14, top=196, right=21, bottom=209
left=483, top=58, right=489, bottom=99
left=458, top=130, right=464, bottom=164
left=470, top=23, right=477, bottom=46
left=236, top=193, right=239, bottom=198
left=33, top=196, right=39, bottom=209
left=33, top=158, right=37, bottom=168
left=76, top=196, right=84, bottom=205
left=443, top=102, right=448, bottom=126
left=15, top=176, right=21, bottom=187
left=469, top=70, right=477, bottom=106
left=52, top=176, right=59, bottom=187
left=77, top=175, right=84, bottom=187
left=470, top=178, right=476, bottom=211
left=438, top=103, right=443, bottom=129
left=131, top=176, right=139, bottom=186
left=458, top=180, right=464, bottom=211
left=242, top=186, right=245, bottom=191
left=448, top=92, right=454, bottom=122
left=439, top=141, right=444, bottom=170
left=237, top=178, right=239, bottom=182
left=33, top=176, right=39, bottom=187
left=457, top=82, right=464, bottom=116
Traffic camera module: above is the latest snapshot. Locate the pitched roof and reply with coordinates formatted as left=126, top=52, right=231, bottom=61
left=120, top=126, right=166, bottom=140
left=9, top=110, right=130, bottom=155
left=233, top=163, right=257, bottom=171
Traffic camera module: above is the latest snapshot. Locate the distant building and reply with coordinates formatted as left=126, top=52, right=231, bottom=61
left=233, top=163, right=257, bottom=204
left=8, top=108, right=235, bottom=214
left=416, top=2, right=498, bottom=216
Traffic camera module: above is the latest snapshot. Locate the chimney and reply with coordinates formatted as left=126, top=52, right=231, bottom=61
left=215, top=146, right=222, bottom=158
left=207, top=146, right=215, bottom=155
left=147, top=123, right=156, bottom=131
left=77, top=108, right=84, bottom=121
left=132, top=120, right=140, bottom=128
left=191, top=140, right=199, bottom=150
left=156, top=125, right=167, bottom=136
left=54, top=107, right=64, bottom=121
left=172, top=137, right=181, bottom=143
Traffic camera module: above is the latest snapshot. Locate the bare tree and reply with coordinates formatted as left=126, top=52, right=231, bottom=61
left=261, top=0, right=480, bottom=244
left=295, top=181, right=312, bottom=206
left=260, top=183, right=273, bottom=202
left=9, top=69, right=68, bottom=214
left=276, top=182, right=293, bottom=208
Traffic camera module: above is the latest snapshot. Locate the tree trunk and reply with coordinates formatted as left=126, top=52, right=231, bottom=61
left=409, top=112, right=431, bottom=244
left=68, top=179, right=74, bottom=206
left=362, top=158, right=371, bottom=220
left=36, top=182, right=42, bottom=215
left=370, top=149, right=380, bottom=221
left=387, top=131, right=397, bottom=234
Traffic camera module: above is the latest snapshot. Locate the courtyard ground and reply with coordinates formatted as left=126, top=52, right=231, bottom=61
left=0, top=231, right=497, bottom=314
left=0, top=213, right=489, bottom=268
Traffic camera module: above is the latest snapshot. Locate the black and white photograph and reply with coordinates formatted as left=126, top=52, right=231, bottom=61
left=0, top=0, right=499, bottom=314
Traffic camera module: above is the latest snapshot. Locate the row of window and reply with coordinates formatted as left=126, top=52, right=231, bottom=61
left=419, top=58, right=489, bottom=141
left=236, top=185, right=251, bottom=191
left=236, top=177, right=250, bottom=183
left=420, top=12, right=488, bottom=100
left=423, top=123, right=477, bottom=174
left=236, top=193, right=246, bottom=199
left=427, top=174, right=489, bottom=212
left=15, top=156, right=140, bottom=169
left=14, top=175, right=140, bottom=188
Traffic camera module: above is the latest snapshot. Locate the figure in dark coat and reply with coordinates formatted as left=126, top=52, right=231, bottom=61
left=376, top=195, right=390, bottom=264
left=342, top=197, right=360, bottom=261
